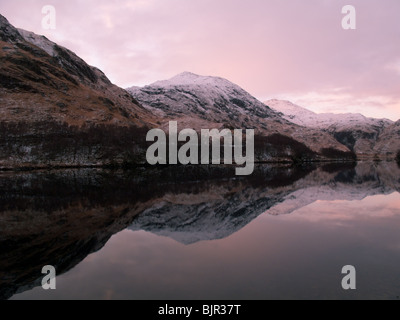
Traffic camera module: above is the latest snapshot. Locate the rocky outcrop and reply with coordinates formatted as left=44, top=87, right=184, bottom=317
left=373, top=120, right=400, bottom=159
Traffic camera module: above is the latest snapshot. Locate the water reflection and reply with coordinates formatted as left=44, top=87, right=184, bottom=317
left=1, top=162, right=400, bottom=300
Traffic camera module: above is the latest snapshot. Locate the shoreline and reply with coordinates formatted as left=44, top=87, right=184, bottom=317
left=0, top=158, right=387, bottom=173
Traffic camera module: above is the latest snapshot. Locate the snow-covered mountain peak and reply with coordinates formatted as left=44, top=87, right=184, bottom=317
left=266, top=99, right=393, bottom=129
left=150, top=71, right=241, bottom=92
left=128, top=72, right=279, bottom=124
left=155, top=71, right=203, bottom=84
left=266, top=99, right=316, bottom=118
left=127, top=75, right=352, bottom=154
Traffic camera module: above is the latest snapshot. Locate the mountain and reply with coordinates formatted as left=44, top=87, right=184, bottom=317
left=267, top=99, right=394, bottom=157
left=0, top=14, right=154, bottom=169
left=128, top=72, right=352, bottom=161
left=0, top=15, right=151, bottom=126
left=0, top=14, right=354, bottom=168
left=129, top=71, right=281, bottom=123
left=266, top=99, right=393, bottom=130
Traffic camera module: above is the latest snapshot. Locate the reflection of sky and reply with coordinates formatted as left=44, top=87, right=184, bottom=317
left=12, top=192, right=400, bottom=300
left=282, top=192, right=400, bottom=222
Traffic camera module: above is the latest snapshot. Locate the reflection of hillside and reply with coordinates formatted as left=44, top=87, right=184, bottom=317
left=266, top=162, right=400, bottom=216
left=1, top=162, right=399, bottom=299
left=0, top=164, right=312, bottom=300
left=130, top=162, right=400, bottom=243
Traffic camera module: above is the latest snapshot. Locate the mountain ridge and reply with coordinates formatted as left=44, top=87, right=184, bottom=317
left=0, top=14, right=381, bottom=168
left=127, top=73, right=352, bottom=158
left=0, top=14, right=155, bottom=169
left=0, top=14, right=151, bottom=127
left=267, top=99, right=396, bottom=158
left=267, top=99, right=393, bottom=129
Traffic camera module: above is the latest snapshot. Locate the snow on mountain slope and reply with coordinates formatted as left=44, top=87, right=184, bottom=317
left=267, top=99, right=393, bottom=130
left=17, top=29, right=56, bottom=57
left=17, top=28, right=115, bottom=89
left=129, top=72, right=280, bottom=123
left=128, top=73, right=350, bottom=156
left=266, top=99, right=393, bottom=155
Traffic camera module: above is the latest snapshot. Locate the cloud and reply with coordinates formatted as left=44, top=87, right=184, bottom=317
left=0, top=0, right=399, bottom=119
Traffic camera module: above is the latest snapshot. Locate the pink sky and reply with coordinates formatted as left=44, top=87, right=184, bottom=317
left=1, top=0, right=400, bottom=120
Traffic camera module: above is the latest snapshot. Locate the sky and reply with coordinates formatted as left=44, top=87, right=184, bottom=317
left=1, top=0, right=400, bottom=120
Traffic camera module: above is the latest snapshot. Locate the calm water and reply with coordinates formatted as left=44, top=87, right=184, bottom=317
left=1, top=162, right=400, bottom=300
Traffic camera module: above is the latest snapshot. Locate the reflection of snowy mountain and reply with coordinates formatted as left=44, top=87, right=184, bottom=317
left=129, top=184, right=281, bottom=244
left=1, top=163, right=400, bottom=299
left=267, top=163, right=396, bottom=216
left=129, top=162, right=400, bottom=244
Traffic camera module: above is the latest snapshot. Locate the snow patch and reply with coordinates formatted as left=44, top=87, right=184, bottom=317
left=17, top=29, right=55, bottom=56
left=266, top=99, right=393, bottom=130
